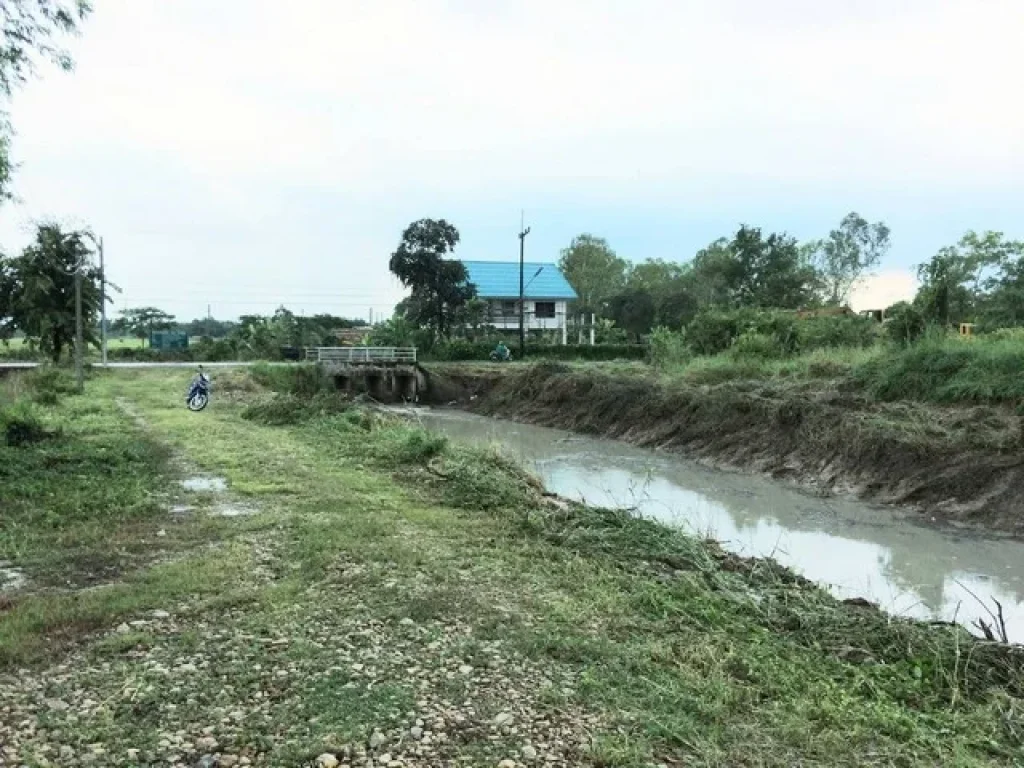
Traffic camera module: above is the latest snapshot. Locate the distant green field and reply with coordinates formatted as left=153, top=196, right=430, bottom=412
left=3, top=336, right=146, bottom=351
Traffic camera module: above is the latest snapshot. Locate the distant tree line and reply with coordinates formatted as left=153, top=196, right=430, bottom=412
left=557, top=213, right=891, bottom=341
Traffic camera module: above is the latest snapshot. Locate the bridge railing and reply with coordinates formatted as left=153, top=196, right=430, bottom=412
left=305, top=346, right=418, bottom=364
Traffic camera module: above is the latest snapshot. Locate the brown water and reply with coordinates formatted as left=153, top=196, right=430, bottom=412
left=414, top=408, right=1024, bottom=642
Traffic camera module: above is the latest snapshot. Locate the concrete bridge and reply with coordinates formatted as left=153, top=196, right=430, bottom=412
left=306, top=347, right=425, bottom=402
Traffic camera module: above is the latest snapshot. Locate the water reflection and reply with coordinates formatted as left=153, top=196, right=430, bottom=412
left=417, top=409, right=1024, bottom=640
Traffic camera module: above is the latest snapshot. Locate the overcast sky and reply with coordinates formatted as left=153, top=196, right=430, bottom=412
left=1, top=0, right=1021, bottom=321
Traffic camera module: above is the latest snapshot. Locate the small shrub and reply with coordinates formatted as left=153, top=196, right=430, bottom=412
left=242, top=392, right=348, bottom=425
left=25, top=368, right=77, bottom=405
left=392, top=428, right=448, bottom=464
left=885, top=302, right=927, bottom=346
left=685, top=309, right=750, bottom=356
left=729, top=332, right=786, bottom=360
left=250, top=363, right=326, bottom=397
left=797, top=315, right=877, bottom=350
left=648, top=327, right=690, bottom=369
left=0, top=401, right=51, bottom=446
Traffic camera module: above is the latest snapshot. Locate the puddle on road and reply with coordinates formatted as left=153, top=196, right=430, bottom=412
left=182, top=476, right=228, bottom=493
left=178, top=476, right=256, bottom=517
left=214, top=502, right=256, bottom=518
left=0, top=562, right=27, bottom=592
left=418, top=409, right=1024, bottom=641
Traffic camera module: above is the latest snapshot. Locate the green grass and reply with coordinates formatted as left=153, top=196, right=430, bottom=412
left=1, top=367, right=1021, bottom=766
left=643, top=332, right=1024, bottom=405
left=852, top=334, right=1024, bottom=403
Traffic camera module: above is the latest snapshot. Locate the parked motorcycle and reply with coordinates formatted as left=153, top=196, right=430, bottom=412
left=186, top=366, right=212, bottom=411
left=489, top=348, right=512, bottom=362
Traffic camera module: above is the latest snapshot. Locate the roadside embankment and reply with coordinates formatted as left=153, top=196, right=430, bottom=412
left=423, top=362, right=1024, bottom=535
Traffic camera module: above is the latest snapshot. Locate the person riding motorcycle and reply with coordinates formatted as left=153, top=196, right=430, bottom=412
left=491, top=341, right=511, bottom=361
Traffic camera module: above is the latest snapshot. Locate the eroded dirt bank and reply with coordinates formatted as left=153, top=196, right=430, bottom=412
left=422, top=363, right=1024, bottom=535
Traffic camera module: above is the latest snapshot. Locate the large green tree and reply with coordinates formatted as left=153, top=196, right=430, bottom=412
left=622, top=258, right=699, bottom=330
left=804, top=212, right=891, bottom=306
left=914, top=231, right=1024, bottom=327
left=389, top=219, right=475, bottom=341
left=558, top=234, right=627, bottom=315
left=604, top=288, right=656, bottom=340
left=0, top=221, right=101, bottom=362
left=688, top=238, right=739, bottom=307
left=0, top=1, right=91, bottom=200
left=115, top=306, right=176, bottom=346
left=708, top=225, right=819, bottom=310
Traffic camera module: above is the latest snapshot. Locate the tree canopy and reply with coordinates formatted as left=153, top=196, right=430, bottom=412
left=113, top=306, right=176, bottom=346
left=0, top=0, right=91, bottom=200
left=558, top=234, right=627, bottom=315
left=805, top=212, right=890, bottom=306
left=389, top=218, right=475, bottom=341
left=913, top=231, right=1024, bottom=328
left=0, top=221, right=102, bottom=362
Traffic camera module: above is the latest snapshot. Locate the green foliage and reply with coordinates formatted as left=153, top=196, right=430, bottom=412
left=885, top=302, right=927, bottom=345
left=249, top=362, right=326, bottom=397
left=0, top=399, right=49, bottom=445
left=367, top=314, right=430, bottom=349
left=728, top=331, right=785, bottom=360
left=0, top=1, right=91, bottom=200
left=389, top=218, right=474, bottom=340
left=0, top=222, right=103, bottom=362
left=798, top=314, right=878, bottom=350
left=604, top=288, right=656, bottom=339
left=913, top=231, right=1024, bottom=328
left=804, top=212, right=890, bottom=306
left=179, top=316, right=236, bottom=338
left=241, top=392, right=349, bottom=426
left=24, top=366, right=76, bottom=404
left=647, top=326, right=690, bottom=369
left=685, top=309, right=876, bottom=358
left=558, top=233, right=628, bottom=314
left=112, top=306, right=175, bottom=345
left=684, top=308, right=755, bottom=355
left=424, top=340, right=646, bottom=362
left=852, top=334, right=1024, bottom=404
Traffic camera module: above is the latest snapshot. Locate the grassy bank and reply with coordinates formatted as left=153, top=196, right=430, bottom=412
left=1, top=368, right=1022, bottom=766
left=648, top=331, right=1024, bottom=406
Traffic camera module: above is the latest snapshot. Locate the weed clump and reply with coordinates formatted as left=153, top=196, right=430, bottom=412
left=23, top=368, right=76, bottom=405
left=242, top=392, right=349, bottom=425
left=0, top=401, right=52, bottom=446
left=250, top=363, right=327, bottom=397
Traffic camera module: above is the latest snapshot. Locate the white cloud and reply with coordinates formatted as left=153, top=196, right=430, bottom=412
left=849, top=270, right=918, bottom=312
left=0, top=0, right=1020, bottom=319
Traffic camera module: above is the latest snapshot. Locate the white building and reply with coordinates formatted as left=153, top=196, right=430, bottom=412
left=461, top=260, right=578, bottom=344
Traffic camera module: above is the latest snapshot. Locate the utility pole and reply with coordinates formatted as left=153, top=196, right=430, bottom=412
left=518, top=212, right=530, bottom=358
left=98, top=236, right=107, bottom=366
left=74, top=263, right=84, bottom=393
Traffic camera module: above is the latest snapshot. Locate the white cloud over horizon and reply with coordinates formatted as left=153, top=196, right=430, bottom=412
left=0, top=0, right=1021, bottom=320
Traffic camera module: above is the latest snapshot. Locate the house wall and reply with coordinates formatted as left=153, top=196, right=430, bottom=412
left=485, top=299, right=568, bottom=332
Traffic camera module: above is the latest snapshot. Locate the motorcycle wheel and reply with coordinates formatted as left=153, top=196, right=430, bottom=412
left=187, top=392, right=209, bottom=412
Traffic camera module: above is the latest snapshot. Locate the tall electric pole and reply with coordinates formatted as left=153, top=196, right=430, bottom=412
left=74, top=263, right=84, bottom=392
left=82, top=231, right=107, bottom=368
left=98, top=236, right=107, bottom=367
left=518, top=213, right=530, bottom=358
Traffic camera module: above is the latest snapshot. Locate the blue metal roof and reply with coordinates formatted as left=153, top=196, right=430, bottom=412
left=460, top=260, right=577, bottom=300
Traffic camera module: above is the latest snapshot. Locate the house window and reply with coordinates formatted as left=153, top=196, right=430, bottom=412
left=535, top=301, right=556, bottom=319
left=501, top=300, right=516, bottom=316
